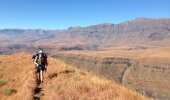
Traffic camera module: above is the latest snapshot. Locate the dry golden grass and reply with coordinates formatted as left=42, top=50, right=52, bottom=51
left=0, top=52, right=35, bottom=100
left=43, top=54, right=147, bottom=100
left=0, top=52, right=147, bottom=100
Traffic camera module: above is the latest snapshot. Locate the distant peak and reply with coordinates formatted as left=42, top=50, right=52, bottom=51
left=134, top=17, right=150, bottom=20
left=87, top=23, right=114, bottom=28
left=68, top=26, right=81, bottom=30
left=98, top=23, right=113, bottom=25
left=132, top=17, right=170, bottom=22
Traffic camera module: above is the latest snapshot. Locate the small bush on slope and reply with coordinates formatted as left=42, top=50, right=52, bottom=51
left=0, top=79, right=5, bottom=86
left=3, top=87, right=17, bottom=96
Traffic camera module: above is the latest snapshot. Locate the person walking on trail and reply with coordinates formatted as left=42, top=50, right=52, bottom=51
left=33, top=50, right=48, bottom=83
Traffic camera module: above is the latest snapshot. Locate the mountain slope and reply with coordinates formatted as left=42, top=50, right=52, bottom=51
left=0, top=52, right=147, bottom=100
left=54, top=47, right=170, bottom=99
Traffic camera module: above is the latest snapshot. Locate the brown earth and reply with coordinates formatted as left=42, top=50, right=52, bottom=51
left=0, top=52, right=147, bottom=100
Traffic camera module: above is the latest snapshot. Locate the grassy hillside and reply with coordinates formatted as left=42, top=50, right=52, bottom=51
left=0, top=52, right=147, bottom=100
left=53, top=47, right=170, bottom=99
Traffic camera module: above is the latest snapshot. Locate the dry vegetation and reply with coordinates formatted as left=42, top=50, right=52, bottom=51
left=0, top=52, right=147, bottom=100
left=0, top=52, right=35, bottom=100
left=55, top=46, right=170, bottom=64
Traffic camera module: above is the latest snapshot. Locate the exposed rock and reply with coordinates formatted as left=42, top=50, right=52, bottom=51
left=148, top=32, right=169, bottom=41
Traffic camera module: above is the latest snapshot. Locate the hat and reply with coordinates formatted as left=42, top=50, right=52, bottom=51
left=38, top=50, right=43, bottom=54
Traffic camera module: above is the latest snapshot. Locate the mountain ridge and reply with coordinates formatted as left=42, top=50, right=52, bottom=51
left=0, top=17, right=170, bottom=54
left=1, top=17, right=170, bottom=30
left=0, top=52, right=147, bottom=100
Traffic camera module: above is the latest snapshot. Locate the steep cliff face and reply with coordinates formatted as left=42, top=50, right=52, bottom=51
left=122, top=63, right=170, bottom=99
left=54, top=54, right=170, bottom=100
left=54, top=54, right=134, bottom=83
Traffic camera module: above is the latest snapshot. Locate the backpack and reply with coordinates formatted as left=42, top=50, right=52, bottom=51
left=32, top=53, right=38, bottom=61
left=32, top=53, right=48, bottom=65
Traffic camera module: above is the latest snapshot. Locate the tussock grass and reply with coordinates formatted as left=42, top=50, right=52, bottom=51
left=3, top=87, right=17, bottom=96
left=0, top=52, right=35, bottom=100
left=0, top=79, right=5, bottom=86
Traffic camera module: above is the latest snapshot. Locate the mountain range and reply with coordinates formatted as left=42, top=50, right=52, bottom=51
left=0, top=17, right=170, bottom=53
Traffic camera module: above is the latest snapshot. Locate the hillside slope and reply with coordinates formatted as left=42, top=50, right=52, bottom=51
left=54, top=47, right=170, bottom=99
left=0, top=52, right=147, bottom=100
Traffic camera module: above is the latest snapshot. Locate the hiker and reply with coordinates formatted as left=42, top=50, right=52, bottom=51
left=33, top=50, right=48, bottom=83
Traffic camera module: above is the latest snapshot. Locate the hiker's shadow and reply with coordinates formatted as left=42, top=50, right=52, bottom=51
left=34, top=87, right=42, bottom=94
left=34, top=87, right=44, bottom=100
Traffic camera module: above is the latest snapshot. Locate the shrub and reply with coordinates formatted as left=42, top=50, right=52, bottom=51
left=0, top=79, right=5, bottom=86
left=3, top=87, right=17, bottom=96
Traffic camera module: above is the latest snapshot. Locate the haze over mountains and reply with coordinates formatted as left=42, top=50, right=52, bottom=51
left=0, top=17, right=170, bottom=53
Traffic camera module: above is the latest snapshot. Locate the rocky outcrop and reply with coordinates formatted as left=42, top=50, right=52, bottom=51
left=148, top=32, right=169, bottom=41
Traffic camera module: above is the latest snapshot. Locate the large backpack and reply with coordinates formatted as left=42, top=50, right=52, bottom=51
left=32, top=53, right=48, bottom=65
left=32, top=53, right=38, bottom=61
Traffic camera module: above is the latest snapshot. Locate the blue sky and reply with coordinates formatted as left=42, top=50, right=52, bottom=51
left=0, top=0, right=170, bottom=29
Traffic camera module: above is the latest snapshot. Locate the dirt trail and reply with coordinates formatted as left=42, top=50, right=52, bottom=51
left=33, top=71, right=45, bottom=100
left=33, top=85, right=43, bottom=100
